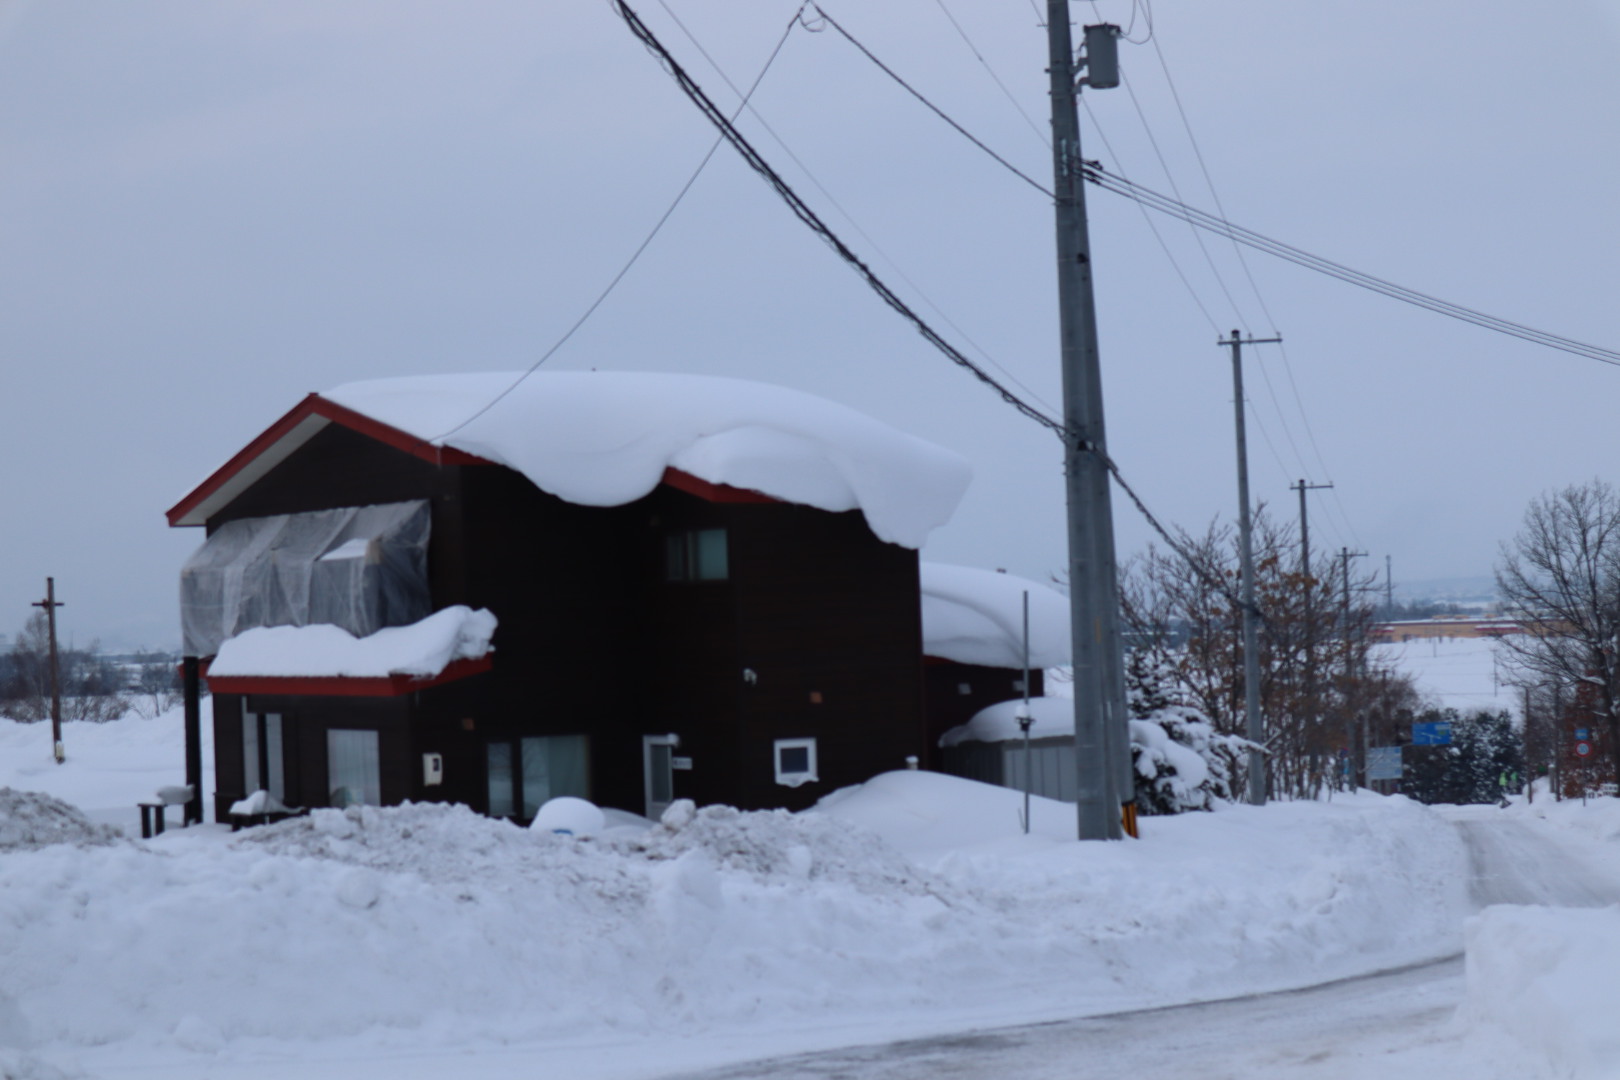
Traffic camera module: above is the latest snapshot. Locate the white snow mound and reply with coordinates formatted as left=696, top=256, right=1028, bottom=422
left=921, top=563, right=1070, bottom=668
left=208, top=605, right=495, bottom=679
left=0, top=788, right=121, bottom=852
left=323, top=372, right=972, bottom=550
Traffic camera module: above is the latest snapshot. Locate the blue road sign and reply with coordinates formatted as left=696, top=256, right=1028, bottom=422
left=1412, top=721, right=1453, bottom=746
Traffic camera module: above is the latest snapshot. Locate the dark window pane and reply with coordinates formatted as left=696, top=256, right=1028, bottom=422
left=694, top=528, right=728, bottom=580
left=779, top=746, right=810, bottom=774
left=487, top=741, right=514, bottom=818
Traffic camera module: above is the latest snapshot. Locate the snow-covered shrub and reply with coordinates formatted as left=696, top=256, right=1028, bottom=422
left=1125, top=650, right=1246, bottom=814
left=1130, top=708, right=1243, bottom=814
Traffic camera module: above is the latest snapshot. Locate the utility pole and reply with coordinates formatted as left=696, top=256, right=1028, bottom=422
left=1292, top=479, right=1332, bottom=792
left=1221, top=331, right=1281, bottom=805
left=1338, top=548, right=1367, bottom=787
left=31, top=578, right=65, bottom=764
left=1048, top=8, right=1131, bottom=839
left=1384, top=554, right=1394, bottom=617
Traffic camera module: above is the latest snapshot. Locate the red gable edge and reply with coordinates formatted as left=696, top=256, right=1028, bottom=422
left=204, top=655, right=493, bottom=698
left=167, top=393, right=781, bottom=529
left=166, top=395, right=493, bottom=528
left=659, top=467, right=779, bottom=505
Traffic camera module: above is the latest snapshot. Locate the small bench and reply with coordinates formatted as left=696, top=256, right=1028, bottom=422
left=138, top=785, right=195, bottom=839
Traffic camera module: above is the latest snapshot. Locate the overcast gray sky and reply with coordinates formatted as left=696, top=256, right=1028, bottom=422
left=2, top=0, right=1617, bottom=650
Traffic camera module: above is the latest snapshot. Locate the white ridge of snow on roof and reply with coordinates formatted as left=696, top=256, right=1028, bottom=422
left=939, top=695, right=1074, bottom=747
left=322, top=372, right=972, bottom=550
left=209, top=605, right=497, bottom=680
left=920, top=563, right=1071, bottom=668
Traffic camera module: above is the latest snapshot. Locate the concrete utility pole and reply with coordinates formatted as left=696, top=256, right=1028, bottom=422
left=1338, top=547, right=1367, bottom=786
left=1292, top=479, right=1332, bottom=790
left=1048, top=8, right=1131, bottom=839
left=1221, top=332, right=1281, bottom=805
left=31, top=578, right=65, bottom=764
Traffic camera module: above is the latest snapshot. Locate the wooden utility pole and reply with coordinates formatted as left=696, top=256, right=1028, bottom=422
left=1338, top=548, right=1367, bottom=786
left=1048, top=8, right=1131, bottom=839
left=31, top=578, right=65, bottom=764
left=1221, top=332, right=1281, bottom=805
left=1292, top=479, right=1332, bottom=790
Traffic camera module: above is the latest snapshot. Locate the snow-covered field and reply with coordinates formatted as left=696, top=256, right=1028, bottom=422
left=1373, top=634, right=1522, bottom=717
left=3, top=707, right=1619, bottom=1080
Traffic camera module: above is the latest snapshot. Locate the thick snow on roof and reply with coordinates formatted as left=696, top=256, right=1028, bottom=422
left=208, top=606, right=496, bottom=680
left=938, top=695, right=1074, bottom=747
left=921, top=563, right=1071, bottom=668
left=322, top=372, right=972, bottom=550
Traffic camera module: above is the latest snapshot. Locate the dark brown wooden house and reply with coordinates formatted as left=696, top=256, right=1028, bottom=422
left=168, top=373, right=970, bottom=825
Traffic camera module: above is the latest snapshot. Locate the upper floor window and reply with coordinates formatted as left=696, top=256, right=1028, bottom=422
left=665, top=527, right=728, bottom=582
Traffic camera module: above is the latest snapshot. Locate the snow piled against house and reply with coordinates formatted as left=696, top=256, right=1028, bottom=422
left=2, top=765, right=1470, bottom=1071
left=208, top=605, right=496, bottom=679
left=920, top=563, right=1070, bottom=668
left=323, top=372, right=973, bottom=550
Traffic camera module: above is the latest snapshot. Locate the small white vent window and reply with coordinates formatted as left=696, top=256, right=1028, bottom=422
left=774, top=738, right=819, bottom=788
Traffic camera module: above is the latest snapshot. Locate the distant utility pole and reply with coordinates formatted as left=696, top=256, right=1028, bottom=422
left=1222, top=331, right=1281, bottom=806
left=1385, top=555, right=1394, bottom=615
left=1338, top=548, right=1367, bottom=787
left=1048, top=7, right=1132, bottom=840
left=31, top=578, right=65, bottom=764
left=1292, top=479, right=1332, bottom=790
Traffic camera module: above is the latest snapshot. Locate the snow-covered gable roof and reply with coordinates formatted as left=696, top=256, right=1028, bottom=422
left=206, top=606, right=496, bottom=695
left=170, top=371, right=971, bottom=549
left=921, top=563, right=1071, bottom=668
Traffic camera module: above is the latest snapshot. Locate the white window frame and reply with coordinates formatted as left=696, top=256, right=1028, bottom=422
left=773, top=737, right=819, bottom=788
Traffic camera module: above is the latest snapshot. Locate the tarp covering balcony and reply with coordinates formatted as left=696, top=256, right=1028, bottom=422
left=180, top=500, right=430, bottom=657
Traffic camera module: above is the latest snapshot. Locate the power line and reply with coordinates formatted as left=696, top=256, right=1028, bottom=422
left=610, top=0, right=1064, bottom=435
left=1082, top=164, right=1620, bottom=367
left=432, top=3, right=805, bottom=442
left=811, top=5, right=1052, bottom=198
left=666, top=2, right=1060, bottom=417
left=926, top=0, right=1051, bottom=151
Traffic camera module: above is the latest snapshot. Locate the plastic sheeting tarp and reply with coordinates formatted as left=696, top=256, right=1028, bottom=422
left=180, top=501, right=431, bottom=657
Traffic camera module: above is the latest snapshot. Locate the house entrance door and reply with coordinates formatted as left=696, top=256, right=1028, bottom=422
left=642, top=734, right=678, bottom=820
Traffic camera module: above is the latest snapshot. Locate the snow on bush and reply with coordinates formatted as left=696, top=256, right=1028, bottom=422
left=1126, top=652, right=1245, bottom=814
left=1130, top=709, right=1241, bottom=814
left=0, top=788, right=121, bottom=852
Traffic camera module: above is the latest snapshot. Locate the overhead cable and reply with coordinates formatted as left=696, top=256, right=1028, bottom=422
left=431, top=4, right=806, bottom=442
left=611, top=0, right=1065, bottom=435
left=1083, top=164, right=1620, bottom=367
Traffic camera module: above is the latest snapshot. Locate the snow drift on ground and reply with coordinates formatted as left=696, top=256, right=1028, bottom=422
left=919, top=563, right=1070, bottom=668
left=208, top=605, right=496, bottom=679
left=5, top=708, right=1620, bottom=1080
left=1463, top=905, right=1620, bottom=1079
left=322, top=372, right=973, bottom=550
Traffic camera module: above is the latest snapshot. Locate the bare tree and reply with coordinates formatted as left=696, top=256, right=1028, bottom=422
left=0, top=612, right=126, bottom=722
left=1495, top=479, right=1620, bottom=787
left=1120, top=508, right=1411, bottom=798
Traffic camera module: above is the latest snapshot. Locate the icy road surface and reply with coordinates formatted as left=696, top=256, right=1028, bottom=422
left=663, top=811, right=1620, bottom=1080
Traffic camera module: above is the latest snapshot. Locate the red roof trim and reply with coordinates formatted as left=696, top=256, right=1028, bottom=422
left=204, top=655, right=493, bottom=698
left=166, top=395, right=494, bottom=528
left=661, top=467, right=779, bottom=505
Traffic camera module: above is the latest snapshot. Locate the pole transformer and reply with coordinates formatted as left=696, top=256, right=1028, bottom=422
left=1221, top=332, right=1280, bottom=805
left=1048, top=7, right=1130, bottom=839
